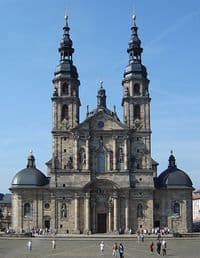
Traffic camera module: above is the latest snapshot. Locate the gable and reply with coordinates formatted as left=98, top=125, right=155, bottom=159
left=76, top=110, right=128, bottom=131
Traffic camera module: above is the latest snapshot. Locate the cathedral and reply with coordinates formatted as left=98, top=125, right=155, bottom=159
left=10, top=14, right=193, bottom=234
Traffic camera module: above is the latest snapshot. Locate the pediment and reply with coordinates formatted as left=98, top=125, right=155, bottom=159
left=76, top=109, right=128, bottom=131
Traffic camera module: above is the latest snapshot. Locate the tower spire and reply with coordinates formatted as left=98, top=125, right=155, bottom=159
left=128, top=14, right=143, bottom=64
left=59, top=14, right=74, bottom=62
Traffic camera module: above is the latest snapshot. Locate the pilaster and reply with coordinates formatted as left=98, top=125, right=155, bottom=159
left=112, top=136, right=117, bottom=170
left=84, top=193, right=90, bottom=233
left=113, top=194, right=118, bottom=232
left=86, top=137, right=89, bottom=170
left=74, top=194, right=80, bottom=233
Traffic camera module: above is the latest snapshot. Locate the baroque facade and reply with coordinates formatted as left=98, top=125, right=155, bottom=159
left=10, top=15, right=193, bottom=234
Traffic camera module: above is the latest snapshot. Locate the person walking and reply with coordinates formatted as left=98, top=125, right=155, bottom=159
left=99, top=241, right=104, bottom=255
left=156, top=240, right=161, bottom=255
left=52, top=239, right=56, bottom=249
left=27, top=240, right=32, bottom=251
left=150, top=241, right=154, bottom=254
left=161, top=239, right=167, bottom=256
left=136, top=232, right=140, bottom=243
left=112, top=242, right=118, bottom=256
left=118, top=243, right=124, bottom=258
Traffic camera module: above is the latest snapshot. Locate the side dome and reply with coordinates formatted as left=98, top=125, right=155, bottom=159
left=11, top=152, right=49, bottom=187
left=156, top=152, right=193, bottom=188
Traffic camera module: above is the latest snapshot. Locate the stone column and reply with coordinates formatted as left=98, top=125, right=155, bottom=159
left=84, top=193, right=90, bottom=233
left=86, top=138, right=89, bottom=170
left=37, top=199, right=43, bottom=229
left=92, top=199, right=96, bottom=233
left=107, top=153, right=110, bottom=171
left=113, top=137, right=117, bottom=170
left=124, top=137, right=128, bottom=170
left=113, top=195, right=118, bottom=232
left=108, top=203, right=112, bottom=233
left=74, top=194, right=79, bottom=233
left=130, top=104, right=133, bottom=126
left=74, top=136, right=78, bottom=170
left=125, top=198, right=129, bottom=233
left=33, top=199, right=38, bottom=229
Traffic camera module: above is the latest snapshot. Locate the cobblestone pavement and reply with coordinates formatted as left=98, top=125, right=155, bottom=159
left=0, top=237, right=200, bottom=258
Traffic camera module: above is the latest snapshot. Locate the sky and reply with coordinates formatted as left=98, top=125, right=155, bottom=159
left=0, top=0, right=200, bottom=193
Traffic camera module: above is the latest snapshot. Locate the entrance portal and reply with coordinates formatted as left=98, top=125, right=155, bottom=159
left=44, top=220, right=50, bottom=229
left=154, top=220, right=160, bottom=228
left=97, top=213, right=107, bottom=233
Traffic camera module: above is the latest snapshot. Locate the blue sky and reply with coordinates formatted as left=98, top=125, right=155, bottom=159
left=0, top=0, right=200, bottom=193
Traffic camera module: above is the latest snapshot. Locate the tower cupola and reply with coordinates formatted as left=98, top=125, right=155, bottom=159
left=59, top=15, right=74, bottom=61
left=54, top=15, right=78, bottom=80
left=128, top=15, right=143, bottom=64
left=123, top=15, right=147, bottom=79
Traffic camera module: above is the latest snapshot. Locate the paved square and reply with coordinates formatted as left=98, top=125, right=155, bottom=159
left=0, top=237, right=200, bottom=258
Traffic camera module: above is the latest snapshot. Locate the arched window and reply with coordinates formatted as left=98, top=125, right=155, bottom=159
left=24, top=203, right=32, bottom=218
left=134, top=105, right=140, bottom=119
left=60, top=203, right=67, bottom=218
left=134, top=83, right=140, bottom=95
left=96, top=151, right=105, bottom=173
left=62, top=83, right=69, bottom=95
left=137, top=203, right=143, bottom=218
left=173, top=202, right=180, bottom=216
left=61, top=105, right=69, bottom=120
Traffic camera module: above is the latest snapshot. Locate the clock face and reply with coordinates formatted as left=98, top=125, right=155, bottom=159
left=98, top=121, right=104, bottom=128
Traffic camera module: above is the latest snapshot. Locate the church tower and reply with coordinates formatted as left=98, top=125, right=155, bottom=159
left=50, top=15, right=81, bottom=176
left=52, top=15, right=80, bottom=131
left=122, top=15, right=152, bottom=172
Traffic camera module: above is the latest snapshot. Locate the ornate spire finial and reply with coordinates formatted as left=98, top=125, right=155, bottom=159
left=64, top=9, right=68, bottom=23
left=132, top=14, right=136, bottom=25
left=168, top=151, right=176, bottom=169
left=100, top=80, right=103, bottom=89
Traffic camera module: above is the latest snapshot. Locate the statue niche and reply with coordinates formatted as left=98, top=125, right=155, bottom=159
left=67, top=156, right=73, bottom=169
left=78, top=147, right=86, bottom=169
left=118, top=147, right=124, bottom=170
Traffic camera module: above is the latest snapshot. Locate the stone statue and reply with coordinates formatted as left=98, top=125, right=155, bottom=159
left=67, top=156, right=73, bottom=169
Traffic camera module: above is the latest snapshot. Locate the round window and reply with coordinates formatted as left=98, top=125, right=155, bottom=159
left=98, top=121, right=104, bottom=128
left=44, top=203, right=50, bottom=209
